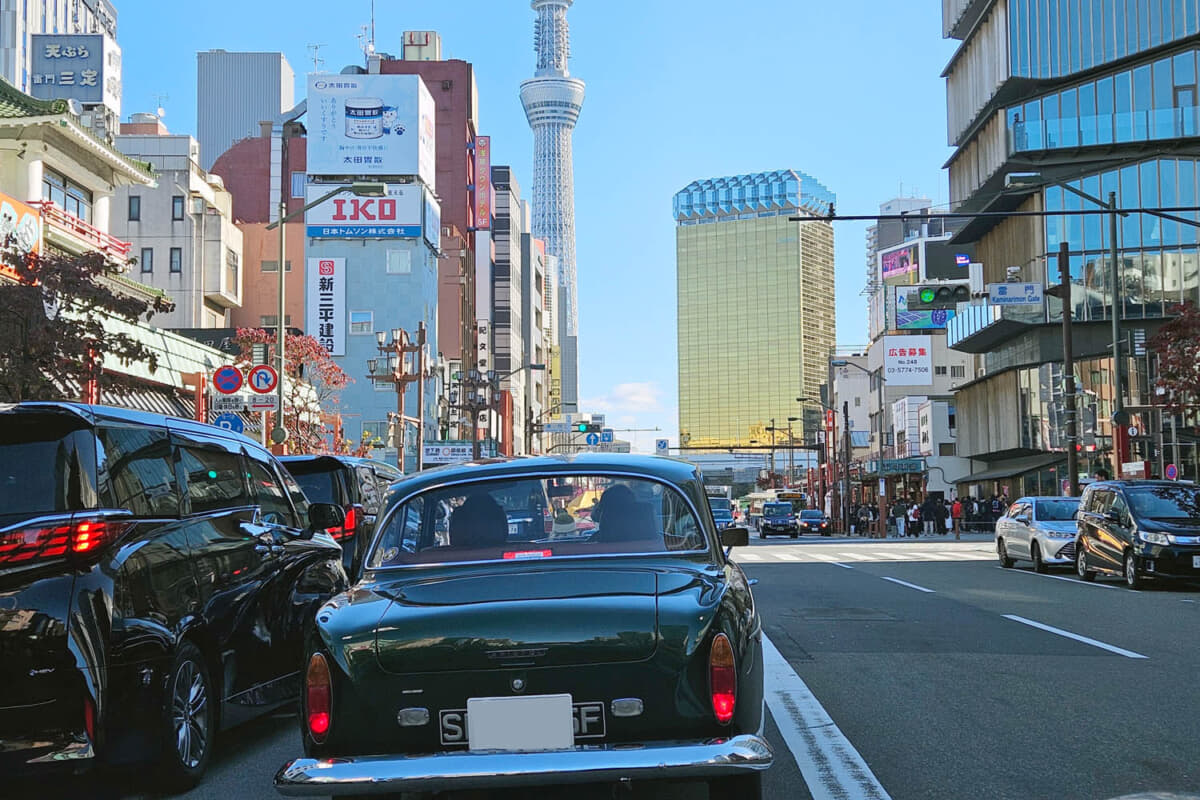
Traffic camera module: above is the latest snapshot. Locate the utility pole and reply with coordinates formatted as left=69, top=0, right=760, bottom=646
left=769, top=417, right=776, bottom=485
left=843, top=399, right=852, bottom=534
left=1060, top=240, right=1080, bottom=497
left=1108, top=190, right=1129, bottom=476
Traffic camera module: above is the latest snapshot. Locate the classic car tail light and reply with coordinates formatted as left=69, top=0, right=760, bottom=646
left=306, top=653, right=332, bottom=742
left=83, top=696, right=96, bottom=743
left=709, top=632, right=736, bottom=725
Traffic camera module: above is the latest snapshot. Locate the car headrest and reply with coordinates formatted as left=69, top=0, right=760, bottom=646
left=449, top=494, right=509, bottom=549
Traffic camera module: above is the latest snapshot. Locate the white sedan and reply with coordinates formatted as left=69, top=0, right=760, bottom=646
left=996, top=496, right=1082, bottom=572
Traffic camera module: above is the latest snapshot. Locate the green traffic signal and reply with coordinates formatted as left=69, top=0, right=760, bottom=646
left=574, top=423, right=588, bottom=432
left=919, top=287, right=936, bottom=304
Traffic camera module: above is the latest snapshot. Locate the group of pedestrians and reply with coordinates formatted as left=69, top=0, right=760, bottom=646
left=848, top=492, right=1015, bottom=539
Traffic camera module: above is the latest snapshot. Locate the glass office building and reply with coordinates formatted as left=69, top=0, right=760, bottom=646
left=943, top=0, right=1200, bottom=487
left=673, top=170, right=835, bottom=449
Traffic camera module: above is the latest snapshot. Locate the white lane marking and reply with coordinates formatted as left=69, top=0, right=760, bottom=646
left=735, top=552, right=765, bottom=562
left=830, top=562, right=854, bottom=570
left=1002, top=614, right=1149, bottom=659
left=774, top=552, right=802, bottom=561
left=836, top=552, right=871, bottom=561
left=872, top=551, right=918, bottom=560
left=994, top=566, right=1117, bottom=589
left=880, top=576, right=936, bottom=593
left=762, top=633, right=891, bottom=800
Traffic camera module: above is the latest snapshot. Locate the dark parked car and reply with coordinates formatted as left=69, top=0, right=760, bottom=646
left=1076, top=480, right=1200, bottom=589
left=0, top=403, right=347, bottom=788
left=798, top=509, right=831, bottom=535
left=759, top=501, right=798, bottom=538
left=279, top=455, right=402, bottom=571
left=707, top=496, right=735, bottom=528
left=274, top=454, right=772, bottom=798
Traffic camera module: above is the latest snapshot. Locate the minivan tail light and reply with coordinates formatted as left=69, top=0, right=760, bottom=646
left=83, top=696, right=96, bottom=743
left=328, top=505, right=360, bottom=541
left=0, top=516, right=129, bottom=566
left=306, top=652, right=332, bottom=742
left=709, top=632, right=736, bottom=725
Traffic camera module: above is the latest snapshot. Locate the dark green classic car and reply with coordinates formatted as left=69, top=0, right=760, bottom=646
left=274, top=453, right=772, bottom=797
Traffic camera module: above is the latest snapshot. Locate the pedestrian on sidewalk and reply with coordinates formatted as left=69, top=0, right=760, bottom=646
left=891, top=497, right=907, bottom=538
left=907, top=501, right=920, bottom=538
left=951, top=497, right=963, bottom=540
left=921, top=497, right=938, bottom=536
left=941, top=500, right=953, bottom=535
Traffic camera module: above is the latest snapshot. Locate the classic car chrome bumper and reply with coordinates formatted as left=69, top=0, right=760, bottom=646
left=274, top=734, right=773, bottom=795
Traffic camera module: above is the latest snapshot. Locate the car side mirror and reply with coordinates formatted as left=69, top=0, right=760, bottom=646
left=308, top=502, right=346, bottom=538
left=721, top=526, right=749, bottom=547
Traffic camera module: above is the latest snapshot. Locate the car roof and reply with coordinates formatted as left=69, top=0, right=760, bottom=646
left=279, top=453, right=399, bottom=471
left=386, top=453, right=702, bottom=496
left=1, top=401, right=270, bottom=456
left=1084, top=480, right=1193, bottom=490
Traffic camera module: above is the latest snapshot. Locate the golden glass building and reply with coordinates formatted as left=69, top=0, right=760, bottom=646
left=674, top=170, right=836, bottom=449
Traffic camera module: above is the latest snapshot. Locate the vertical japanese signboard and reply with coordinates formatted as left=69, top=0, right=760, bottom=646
left=883, top=335, right=933, bottom=386
left=474, top=136, right=491, bottom=230
left=306, top=258, right=346, bottom=356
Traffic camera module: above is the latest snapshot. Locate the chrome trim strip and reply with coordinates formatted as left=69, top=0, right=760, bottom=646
left=274, top=734, right=773, bottom=796
left=363, top=470, right=717, bottom=571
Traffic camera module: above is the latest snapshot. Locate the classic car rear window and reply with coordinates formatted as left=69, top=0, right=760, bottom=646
left=367, top=474, right=708, bottom=567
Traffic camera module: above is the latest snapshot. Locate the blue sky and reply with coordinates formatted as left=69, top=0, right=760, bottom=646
left=117, top=0, right=957, bottom=452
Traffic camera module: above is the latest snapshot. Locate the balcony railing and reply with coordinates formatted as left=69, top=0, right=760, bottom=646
left=33, top=201, right=131, bottom=260
left=947, top=300, right=1047, bottom=353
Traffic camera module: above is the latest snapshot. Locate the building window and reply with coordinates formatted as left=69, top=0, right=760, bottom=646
left=261, top=260, right=292, bottom=272
left=291, top=172, right=307, bottom=198
left=951, top=365, right=966, bottom=378
left=140, top=248, right=153, bottom=273
left=128, top=195, right=141, bottom=221
left=169, top=247, right=182, bottom=273
left=386, top=250, right=412, bottom=274
left=260, top=315, right=292, bottom=327
left=172, top=195, right=185, bottom=221
left=350, top=310, right=373, bottom=334
left=854, top=397, right=862, bottom=407
left=42, top=168, right=92, bottom=222
left=938, top=443, right=956, bottom=457
left=934, top=366, right=948, bottom=376
left=361, top=421, right=388, bottom=443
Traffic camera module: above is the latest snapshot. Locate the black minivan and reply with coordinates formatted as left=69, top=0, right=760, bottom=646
left=279, top=455, right=402, bottom=572
left=0, top=403, right=347, bottom=787
left=1076, top=480, right=1200, bottom=589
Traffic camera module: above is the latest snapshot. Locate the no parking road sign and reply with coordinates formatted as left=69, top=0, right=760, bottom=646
left=1167, top=463, right=1179, bottom=480
left=247, top=364, right=279, bottom=394
left=213, top=365, right=243, bottom=394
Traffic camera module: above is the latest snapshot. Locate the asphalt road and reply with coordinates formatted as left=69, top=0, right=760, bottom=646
left=14, top=535, right=1200, bottom=799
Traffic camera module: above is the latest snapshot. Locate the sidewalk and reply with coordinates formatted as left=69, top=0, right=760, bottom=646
left=756, top=531, right=996, bottom=545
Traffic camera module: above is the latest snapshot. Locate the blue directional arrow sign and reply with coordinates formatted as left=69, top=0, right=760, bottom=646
left=213, top=413, right=244, bottom=434
left=585, top=432, right=600, bottom=446
left=601, top=428, right=614, bottom=443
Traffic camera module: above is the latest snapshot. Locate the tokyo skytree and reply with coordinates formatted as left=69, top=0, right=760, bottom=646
left=520, top=0, right=584, bottom=414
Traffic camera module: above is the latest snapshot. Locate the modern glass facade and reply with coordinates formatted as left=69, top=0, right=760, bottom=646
left=1010, top=48, right=1200, bottom=150
left=1040, top=157, right=1200, bottom=322
left=1009, top=0, right=1200, bottom=80
left=674, top=171, right=835, bottom=448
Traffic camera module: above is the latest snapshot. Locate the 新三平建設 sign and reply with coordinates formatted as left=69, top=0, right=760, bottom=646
left=306, top=258, right=346, bottom=356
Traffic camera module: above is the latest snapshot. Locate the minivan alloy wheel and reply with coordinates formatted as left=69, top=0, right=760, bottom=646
left=1124, top=551, right=1143, bottom=590
left=1077, top=545, right=1096, bottom=582
left=172, top=659, right=209, bottom=768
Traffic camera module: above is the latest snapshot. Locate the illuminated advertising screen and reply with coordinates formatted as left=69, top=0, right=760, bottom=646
left=880, top=243, right=918, bottom=285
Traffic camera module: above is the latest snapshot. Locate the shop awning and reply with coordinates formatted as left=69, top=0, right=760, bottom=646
left=959, top=453, right=1065, bottom=484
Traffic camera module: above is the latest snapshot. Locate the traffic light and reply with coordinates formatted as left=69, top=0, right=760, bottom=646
left=907, top=283, right=970, bottom=310
left=573, top=422, right=602, bottom=433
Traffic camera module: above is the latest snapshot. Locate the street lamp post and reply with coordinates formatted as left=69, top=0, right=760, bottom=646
left=368, top=322, right=427, bottom=471
left=455, top=363, right=545, bottom=459
left=265, top=180, right=386, bottom=448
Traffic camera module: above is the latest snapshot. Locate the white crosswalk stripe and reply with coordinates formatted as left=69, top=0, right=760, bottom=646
left=733, top=546, right=996, bottom=565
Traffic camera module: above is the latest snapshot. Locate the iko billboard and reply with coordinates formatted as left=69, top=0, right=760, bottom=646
left=305, top=184, right=422, bottom=238
left=306, top=258, right=346, bottom=356
left=883, top=335, right=933, bottom=386
left=30, top=34, right=121, bottom=117
left=307, top=74, right=435, bottom=187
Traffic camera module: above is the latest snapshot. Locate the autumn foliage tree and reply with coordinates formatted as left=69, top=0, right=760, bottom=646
left=232, top=328, right=351, bottom=454
left=0, top=245, right=173, bottom=402
left=1148, top=301, right=1200, bottom=420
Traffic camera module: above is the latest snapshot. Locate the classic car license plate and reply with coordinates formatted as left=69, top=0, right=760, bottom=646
left=465, top=694, right=573, bottom=751
left=508, top=523, right=520, bottom=536
left=440, top=700, right=606, bottom=746
left=1193, top=555, right=1200, bottom=569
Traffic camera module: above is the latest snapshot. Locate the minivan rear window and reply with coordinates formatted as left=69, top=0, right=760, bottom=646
left=0, top=413, right=96, bottom=520
left=288, top=468, right=341, bottom=506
